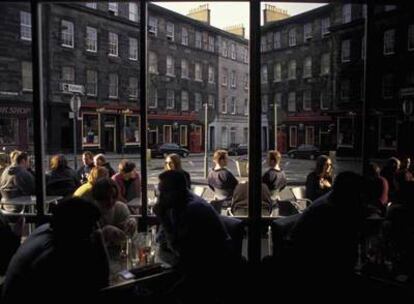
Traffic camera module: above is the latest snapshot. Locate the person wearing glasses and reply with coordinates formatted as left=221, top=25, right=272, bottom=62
left=305, top=155, right=333, bottom=201
left=164, top=153, right=191, bottom=189
left=208, top=150, right=238, bottom=203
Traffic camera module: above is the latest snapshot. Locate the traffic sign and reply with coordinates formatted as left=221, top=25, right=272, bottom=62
left=61, top=83, right=85, bottom=94
left=70, top=94, right=82, bottom=112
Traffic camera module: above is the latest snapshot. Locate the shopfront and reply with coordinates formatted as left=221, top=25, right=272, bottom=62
left=0, top=104, right=32, bottom=152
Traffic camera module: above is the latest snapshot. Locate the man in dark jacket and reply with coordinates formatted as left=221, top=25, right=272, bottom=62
left=77, top=151, right=94, bottom=184
left=0, top=151, right=35, bottom=212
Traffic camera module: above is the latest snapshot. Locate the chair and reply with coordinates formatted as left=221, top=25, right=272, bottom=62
left=290, top=186, right=312, bottom=212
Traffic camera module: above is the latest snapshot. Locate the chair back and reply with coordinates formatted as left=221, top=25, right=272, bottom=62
left=290, top=186, right=306, bottom=200
left=192, top=185, right=206, bottom=198
left=220, top=215, right=244, bottom=258
left=271, top=214, right=301, bottom=258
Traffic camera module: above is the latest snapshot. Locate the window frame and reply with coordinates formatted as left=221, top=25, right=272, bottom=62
left=20, top=11, right=32, bottom=41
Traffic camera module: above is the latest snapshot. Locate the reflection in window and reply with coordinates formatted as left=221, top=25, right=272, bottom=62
left=273, top=63, right=281, bottom=82
left=108, top=2, right=118, bottom=16
left=82, top=113, right=99, bottom=146
left=149, top=17, right=158, bottom=35
left=321, top=53, right=330, bottom=75
left=166, top=56, right=175, bottom=76
left=288, top=60, right=296, bottom=80
left=181, top=59, right=189, bottom=78
left=337, top=117, right=354, bottom=148
left=149, top=52, right=158, bottom=74
left=129, top=2, right=138, bottom=22
left=303, top=57, right=312, bottom=78
left=379, top=117, right=397, bottom=150
left=261, top=65, right=268, bottom=83
left=195, top=62, right=202, bottom=81
left=124, top=115, right=139, bottom=144
left=61, top=66, right=75, bottom=83
left=166, top=22, right=174, bottom=41
left=0, top=118, right=18, bottom=144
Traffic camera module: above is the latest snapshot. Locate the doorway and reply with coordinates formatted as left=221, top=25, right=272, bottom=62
left=103, top=127, right=115, bottom=152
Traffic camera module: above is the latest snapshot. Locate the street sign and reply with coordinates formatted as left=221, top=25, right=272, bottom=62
left=70, top=94, right=82, bottom=112
left=61, top=83, right=85, bottom=94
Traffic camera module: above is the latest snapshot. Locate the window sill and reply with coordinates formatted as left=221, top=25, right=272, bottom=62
left=61, top=44, right=74, bottom=49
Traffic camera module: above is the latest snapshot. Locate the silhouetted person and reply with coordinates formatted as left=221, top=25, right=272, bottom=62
left=1, top=197, right=109, bottom=303
left=290, top=171, right=364, bottom=287
left=164, top=153, right=191, bottom=188
left=381, top=157, right=400, bottom=203
left=208, top=150, right=238, bottom=201
left=305, top=155, right=333, bottom=201
left=46, top=154, right=80, bottom=197
left=112, top=160, right=141, bottom=205
left=262, top=150, right=287, bottom=200
left=0, top=211, right=22, bottom=276
left=365, top=162, right=389, bottom=216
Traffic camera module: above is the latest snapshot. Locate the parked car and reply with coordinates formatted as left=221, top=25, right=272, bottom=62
left=287, top=144, right=324, bottom=160
left=150, top=143, right=190, bottom=158
left=228, top=144, right=248, bottom=156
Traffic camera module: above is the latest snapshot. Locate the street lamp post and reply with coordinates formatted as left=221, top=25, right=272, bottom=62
left=274, top=102, right=278, bottom=150
left=204, top=103, right=208, bottom=178
left=70, top=93, right=82, bottom=170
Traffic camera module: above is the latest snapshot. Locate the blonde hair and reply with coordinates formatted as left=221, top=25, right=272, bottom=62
left=87, top=166, right=109, bottom=185
left=164, top=153, right=182, bottom=171
left=268, top=150, right=281, bottom=166
left=93, top=153, right=107, bottom=165
left=213, top=150, right=228, bottom=163
left=0, top=152, right=10, bottom=169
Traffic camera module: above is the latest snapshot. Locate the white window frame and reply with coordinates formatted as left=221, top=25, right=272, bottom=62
left=181, top=27, right=188, bottom=46
left=108, top=32, right=118, bottom=57
left=288, top=60, right=296, bottom=80
left=85, top=3, right=97, bottom=9
left=180, top=125, right=188, bottom=146
left=86, top=69, right=97, bottom=96
left=342, top=4, right=352, bottom=24
left=166, top=90, right=175, bottom=109
left=341, top=39, right=351, bottom=63
left=149, top=17, right=158, bottom=36
left=408, top=24, right=414, bottom=51
left=166, top=56, right=175, bottom=77
left=321, top=17, right=330, bottom=36
left=61, top=20, right=74, bottom=48
left=208, top=66, right=215, bottom=84
left=288, top=92, right=296, bottom=112
left=20, top=11, right=32, bottom=41
left=195, top=63, right=202, bottom=81
left=383, top=29, right=395, bottom=55
left=149, top=52, right=158, bottom=74
left=86, top=26, right=97, bottom=53
left=109, top=73, right=118, bottom=98
left=230, top=70, right=236, bottom=88
left=303, top=57, right=312, bottom=78
left=231, top=97, right=237, bottom=114
left=304, top=23, right=312, bottom=41
left=289, top=126, right=298, bottom=147
left=222, top=68, right=228, bottom=86
left=22, top=61, right=32, bottom=91
left=273, top=32, right=281, bottom=49
left=288, top=28, right=296, bottom=47
left=221, top=97, right=228, bottom=114
left=129, top=77, right=138, bottom=99
left=181, top=59, right=189, bottom=79
left=108, top=2, right=118, bottom=16
left=129, top=37, right=138, bottom=61
left=129, top=2, right=139, bottom=22
left=181, top=91, right=189, bottom=111
left=303, top=90, right=312, bottom=111
left=166, top=22, right=174, bottom=41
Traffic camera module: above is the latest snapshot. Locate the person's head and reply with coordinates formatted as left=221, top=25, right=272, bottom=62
left=82, top=151, right=94, bottom=166
left=213, top=150, right=228, bottom=168
left=51, top=197, right=101, bottom=241
left=385, top=157, right=401, bottom=173
left=50, top=154, right=68, bottom=171
left=10, top=150, right=29, bottom=168
left=94, top=153, right=107, bottom=167
left=157, top=170, right=189, bottom=212
left=331, top=171, right=364, bottom=210
left=315, top=155, right=333, bottom=178
left=366, top=162, right=380, bottom=178
left=92, top=178, right=119, bottom=210
left=87, top=166, right=109, bottom=185
left=164, top=154, right=182, bottom=171
left=400, top=156, right=411, bottom=171
left=268, top=150, right=281, bottom=168
left=0, top=153, right=10, bottom=169
left=118, top=160, right=136, bottom=180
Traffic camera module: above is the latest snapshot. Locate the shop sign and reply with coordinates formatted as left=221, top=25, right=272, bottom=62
left=0, top=91, right=19, bottom=96
left=0, top=106, right=30, bottom=115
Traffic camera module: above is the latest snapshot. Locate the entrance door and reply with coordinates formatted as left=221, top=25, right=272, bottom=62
left=103, top=127, right=115, bottom=152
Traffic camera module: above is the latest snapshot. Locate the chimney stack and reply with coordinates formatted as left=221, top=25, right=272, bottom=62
left=223, top=24, right=246, bottom=38
left=263, top=4, right=289, bottom=24
left=187, top=4, right=210, bottom=25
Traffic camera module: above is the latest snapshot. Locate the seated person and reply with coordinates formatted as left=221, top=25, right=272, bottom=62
left=112, top=160, right=141, bottom=208
left=262, top=150, right=287, bottom=200
left=77, top=151, right=94, bottom=184
left=1, top=197, right=109, bottom=302
left=93, top=154, right=115, bottom=177
left=231, top=182, right=273, bottom=216
left=92, top=178, right=137, bottom=248
left=207, top=150, right=238, bottom=202
left=164, top=153, right=191, bottom=189
left=46, top=154, right=80, bottom=197
left=305, top=155, right=333, bottom=201
left=73, top=166, right=108, bottom=202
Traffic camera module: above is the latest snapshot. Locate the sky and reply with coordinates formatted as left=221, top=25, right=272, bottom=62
left=155, top=2, right=327, bottom=37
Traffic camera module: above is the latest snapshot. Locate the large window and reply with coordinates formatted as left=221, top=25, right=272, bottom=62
left=321, top=53, right=330, bottom=75
left=124, top=115, right=139, bottom=144
left=181, top=27, right=188, bottom=46
left=273, top=63, right=281, bottom=82
left=342, top=4, right=352, bottom=24
left=379, top=117, right=397, bottom=150
left=86, top=70, right=97, bottom=96
left=0, top=118, right=18, bottom=144
left=208, top=66, right=215, bottom=84
left=86, top=26, right=97, bottom=52
left=129, top=2, right=138, bottom=22
left=82, top=113, right=99, bottom=146
left=149, top=17, right=158, bottom=35
left=166, top=56, right=175, bottom=76
left=195, top=63, right=202, bottom=81
left=166, top=22, right=174, bottom=41
left=129, top=37, right=138, bottom=60
left=288, top=28, right=296, bottom=47
left=108, top=2, right=118, bottom=16
left=149, top=52, right=158, bottom=74
left=230, top=70, right=236, bottom=88
left=337, top=117, right=354, bottom=148
left=261, top=65, right=268, bottom=83
left=288, top=92, right=296, bottom=112
left=109, top=73, right=118, bottom=98
left=20, top=11, right=32, bottom=41
left=303, top=90, right=312, bottom=111
left=194, top=93, right=202, bottom=112
left=108, top=32, right=118, bottom=57
left=61, top=20, right=74, bottom=48
left=129, top=77, right=138, bottom=99
left=383, top=29, right=395, bottom=55
left=181, top=91, right=189, bottom=111
left=181, top=59, right=189, bottom=78
left=321, top=17, right=330, bottom=36
left=22, top=61, right=32, bottom=91
left=303, top=57, right=312, bottom=78
left=341, top=39, right=351, bottom=62
left=288, top=60, right=296, bottom=80
left=61, top=66, right=75, bottom=83
left=195, top=31, right=202, bottom=48
left=166, top=90, right=175, bottom=109
left=273, top=31, right=281, bottom=49
left=304, top=23, right=312, bottom=41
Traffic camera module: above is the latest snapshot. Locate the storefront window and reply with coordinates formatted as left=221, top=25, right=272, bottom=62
left=379, top=116, right=397, bottom=150
left=0, top=118, right=18, bottom=144
left=82, top=113, right=99, bottom=146
left=124, top=115, right=140, bottom=145
left=337, top=117, right=354, bottom=148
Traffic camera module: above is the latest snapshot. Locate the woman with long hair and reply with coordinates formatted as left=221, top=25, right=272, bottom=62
left=305, top=155, right=333, bottom=201
left=164, top=153, right=191, bottom=188
left=46, top=154, right=80, bottom=197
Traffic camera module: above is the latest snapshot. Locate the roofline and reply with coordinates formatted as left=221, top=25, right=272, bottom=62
left=149, top=3, right=248, bottom=43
